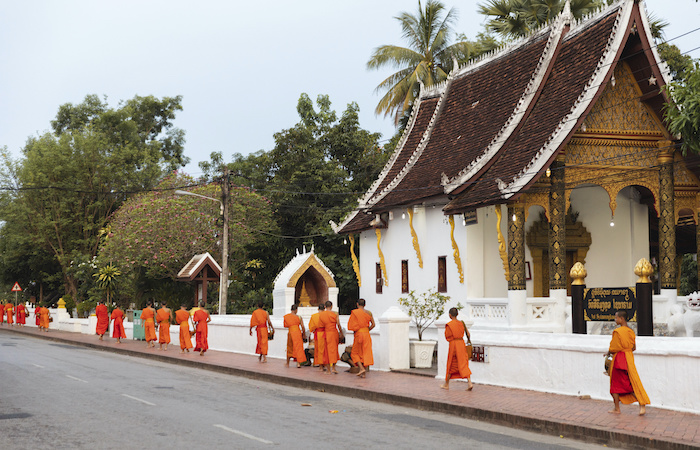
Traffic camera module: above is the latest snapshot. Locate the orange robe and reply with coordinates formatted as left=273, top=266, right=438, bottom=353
left=5, top=304, right=14, bottom=325
left=34, top=306, right=41, bottom=326
left=193, top=309, right=209, bottom=352
left=111, top=309, right=126, bottom=339
left=348, top=308, right=373, bottom=367
left=308, top=312, right=326, bottom=365
left=156, top=308, right=171, bottom=344
left=95, top=304, right=109, bottom=335
left=141, top=308, right=156, bottom=342
left=175, top=309, right=193, bottom=350
left=608, top=326, right=650, bottom=406
left=320, top=310, right=340, bottom=365
left=39, top=307, right=50, bottom=329
left=16, top=304, right=27, bottom=325
left=445, top=319, right=471, bottom=381
left=250, top=308, right=269, bottom=356
left=283, top=313, right=306, bottom=363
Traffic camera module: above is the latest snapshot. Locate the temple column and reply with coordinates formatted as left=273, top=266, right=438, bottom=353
left=658, top=141, right=677, bottom=316
left=507, top=203, right=526, bottom=328
left=549, top=157, right=567, bottom=330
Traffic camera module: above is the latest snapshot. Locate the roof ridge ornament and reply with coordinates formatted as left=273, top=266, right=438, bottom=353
left=562, top=0, right=573, bottom=25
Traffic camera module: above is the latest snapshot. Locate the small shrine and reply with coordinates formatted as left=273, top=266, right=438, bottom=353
left=272, top=246, right=338, bottom=318
left=177, top=253, right=222, bottom=305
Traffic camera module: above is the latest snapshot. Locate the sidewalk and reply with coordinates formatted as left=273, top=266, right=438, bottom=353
left=3, top=325, right=698, bottom=450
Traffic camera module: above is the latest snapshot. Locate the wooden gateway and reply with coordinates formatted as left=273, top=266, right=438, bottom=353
left=177, top=253, right=222, bottom=306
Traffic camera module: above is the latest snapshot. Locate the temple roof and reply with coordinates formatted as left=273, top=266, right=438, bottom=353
left=336, top=0, right=673, bottom=234
left=177, top=253, right=222, bottom=281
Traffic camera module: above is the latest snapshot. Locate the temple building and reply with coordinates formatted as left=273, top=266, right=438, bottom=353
left=334, top=0, right=697, bottom=332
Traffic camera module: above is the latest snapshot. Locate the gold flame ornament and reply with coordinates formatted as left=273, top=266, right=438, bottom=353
left=570, top=262, right=587, bottom=285
left=634, top=258, right=653, bottom=283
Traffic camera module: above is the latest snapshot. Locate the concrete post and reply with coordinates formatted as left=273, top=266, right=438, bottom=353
left=378, top=306, right=410, bottom=371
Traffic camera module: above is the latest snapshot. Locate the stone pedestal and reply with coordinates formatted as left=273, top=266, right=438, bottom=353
left=378, top=306, right=410, bottom=370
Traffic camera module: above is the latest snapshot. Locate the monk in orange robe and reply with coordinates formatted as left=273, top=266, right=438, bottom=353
left=176, top=305, right=193, bottom=353
left=348, top=298, right=375, bottom=378
left=193, top=302, right=211, bottom=356
left=156, top=304, right=172, bottom=351
left=249, top=301, right=273, bottom=363
left=4, top=302, right=13, bottom=326
left=39, top=306, right=50, bottom=332
left=284, top=304, right=307, bottom=368
left=111, top=307, right=126, bottom=343
left=319, top=301, right=343, bottom=375
left=140, top=302, right=157, bottom=348
left=608, top=310, right=650, bottom=415
left=95, top=301, right=109, bottom=340
left=441, top=307, right=473, bottom=390
left=308, top=303, right=326, bottom=371
left=34, top=305, right=41, bottom=327
left=16, top=303, right=27, bottom=326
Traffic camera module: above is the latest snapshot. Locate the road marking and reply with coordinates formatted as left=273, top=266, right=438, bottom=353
left=66, top=375, right=88, bottom=383
left=214, top=424, right=273, bottom=445
left=121, top=394, right=156, bottom=406
left=32, top=364, right=44, bottom=369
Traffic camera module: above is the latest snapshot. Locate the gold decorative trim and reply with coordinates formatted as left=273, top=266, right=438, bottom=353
left=569, top=137, right=660, bottom=147
left=495, top=206, right=509, bottom=282
left=376, top=228, right=388, bottom=286
left=349, top=234, right=361, bottom=287
left=287, top=253, right=337, bottom=288
left=407, top=208, right=423, bottom=268
left=521, top=191, right=550, bottom=222
left=674, top=194, right=698, bottom=225
left=448, top=215, right=464, bottom=284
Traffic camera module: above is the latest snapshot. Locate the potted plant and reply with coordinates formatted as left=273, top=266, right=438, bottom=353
left=398, top=288, right=451, bottom=368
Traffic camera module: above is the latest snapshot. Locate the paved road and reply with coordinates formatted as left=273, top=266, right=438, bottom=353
left=0, top=333, right=610, bottom=449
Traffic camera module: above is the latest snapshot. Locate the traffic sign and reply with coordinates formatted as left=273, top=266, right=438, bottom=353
left=11, top=282, right=22, bottom=292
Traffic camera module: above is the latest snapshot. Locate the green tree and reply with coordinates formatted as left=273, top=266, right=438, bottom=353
left=665, top=62, right=700, bottom=155
left=367, top=0, right=473, bottom=124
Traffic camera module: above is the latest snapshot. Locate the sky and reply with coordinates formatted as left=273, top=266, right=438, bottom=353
left=0, top=0, right=698, bottom=178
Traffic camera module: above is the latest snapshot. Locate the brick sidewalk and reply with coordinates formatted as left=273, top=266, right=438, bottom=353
left=2, top=326, right=698, bottom=450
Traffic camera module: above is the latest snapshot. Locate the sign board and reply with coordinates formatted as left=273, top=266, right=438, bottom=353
left=463, top=209, right=478, bottom=226
left=583, top=287, right=636, bottom=322
left=11, top=282, right=22, bottom=292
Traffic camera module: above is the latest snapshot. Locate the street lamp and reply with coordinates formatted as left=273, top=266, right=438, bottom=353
left=175, top=182, right=230, bottom=315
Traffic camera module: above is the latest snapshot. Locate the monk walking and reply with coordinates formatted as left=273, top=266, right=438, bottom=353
left=111, top=306, right=126, bottom=343
left=156, top=304, right=172, bottom=351
left=140, top=301, right=157, bottom=348
left=348, top=298, right=375, bottom=378
left=308, top=303, right=326, bottom=371
left=34, top=304, right=41, bottom=328
left=0, top=303, right=4, bottom=326
left=175, top=304, right=193, bottom=353
left=319, top=301, right=343, bottom=375
left=5, top=302, right=14, bottom=326
left=39, top=305, right=50, bottom=332
left=250, top=301, right=273, bottom=363
left=193, top=302, right=211, bottom=356
left=95, top=301, right=109, bottom=340
left=16, top=303, right=27, bottom=326
left=441, top=307, right=473, bottom=391
left=608, top=310, right=650, bottom=415
left=284, top=304, right=307, bottom=368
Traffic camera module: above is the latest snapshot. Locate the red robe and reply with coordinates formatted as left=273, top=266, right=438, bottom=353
left=609, top=326, right=650, bottom=405
left=34, top=306, right=41, bottom=326
left=111, top=309, right=126, bottom=339
left=4, top=304, right=13, bottom=325
left=175, top=309, right=193, bottom=350
left=308, top=313, right=326, bottom=365
left=445, top=319, right=471, bottom=381
left=0, top=304, right=4, bottom=324
left=95, top=304, right=109, bottom=335
left=250, top=308, right=269, bottom=355
left=348, top=308, right=373, bottom=367
left=16, top=304, right=27, bottom=325
left=320, top=310, right=340, bottom=365
left=193, top=309, right=209, bottom=353
left=283, top=313, right=306, bottom=363
left=140, top=308, right=156, bottom=342
left=156, top=308, right=171, bottom=344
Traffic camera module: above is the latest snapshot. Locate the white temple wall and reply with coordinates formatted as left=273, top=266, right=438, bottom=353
left=477, top=205, right=508, bottom=298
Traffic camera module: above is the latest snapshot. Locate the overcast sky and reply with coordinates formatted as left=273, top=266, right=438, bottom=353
left=0, top=0, right=697, bottom=178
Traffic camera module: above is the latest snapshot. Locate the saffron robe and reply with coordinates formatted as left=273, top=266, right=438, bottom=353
left=348, top=308, right=373, bottom=367
left=140, top=308, right=156, bottom=342
left=0, top=304, right=4, bottom=323
left=5, top=303, right=13, bottom=325
left=320, top=310, right=340, bottom=365
left=445, top=319, right=471, bottom=381
left=193, top=309, right=209, bottom=352
left=175, top=309, right=193, bottom=350
left=16, top=304, right=27, bottom=325
left=250, top=308, right=269, bottom=355
left=111, top=309, right=126, bottom=339
left=95, top=304, right=109, bottom=335
left=39, top=307, right=50, bottom=329
left=156, top=308, right=171, bottom=344
left=34, top=306, right=41, bottom=326
left=608, top=326, right=650, bottom=405
left=283, top=313, right=307, bottom=363
left=308, top=312, right=326, bottom=365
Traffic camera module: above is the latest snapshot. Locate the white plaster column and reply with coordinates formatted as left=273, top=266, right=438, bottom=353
left=661, top=288, right=678, bottom=322
left=87, top=313, right=97, bottom=335
left=549, top=288, right=567, bottom=333
left=508, top=289, right=527, bottom=329
left=435, top=315, right=448, bottom=380
left=378, top=306, right=410, bottom=370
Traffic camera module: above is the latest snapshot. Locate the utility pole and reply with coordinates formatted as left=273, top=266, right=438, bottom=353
left=219, top=167, right=230, bottom=315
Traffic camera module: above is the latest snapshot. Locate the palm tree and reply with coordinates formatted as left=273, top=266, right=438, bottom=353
left=367, top=0, right=473, bottom=125
left=94, top=264, right=121, bottom=304
left=478, top=0, right=605, bottom=39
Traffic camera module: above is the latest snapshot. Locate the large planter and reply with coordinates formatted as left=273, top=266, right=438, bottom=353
left=409, top=340, right=437, bottom=368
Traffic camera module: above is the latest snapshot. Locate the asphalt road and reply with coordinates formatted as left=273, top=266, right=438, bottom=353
left=0, top=332, right=611, bottom=449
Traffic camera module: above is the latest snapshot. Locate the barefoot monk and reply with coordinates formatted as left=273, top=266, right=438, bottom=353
left=607, top=310, right=649, bottom=416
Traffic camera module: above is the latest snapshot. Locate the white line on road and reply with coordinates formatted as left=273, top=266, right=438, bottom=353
left=32, top=364, right=44, bottom=369
left=66, top=375, right=88, bottom=383
left=214, top=424, right=273, bottom=445
left=121, top=394, right=156, bottom=406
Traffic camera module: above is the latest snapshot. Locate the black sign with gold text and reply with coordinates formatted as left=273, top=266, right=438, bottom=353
left=583, top=287, right=636, bottom=322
